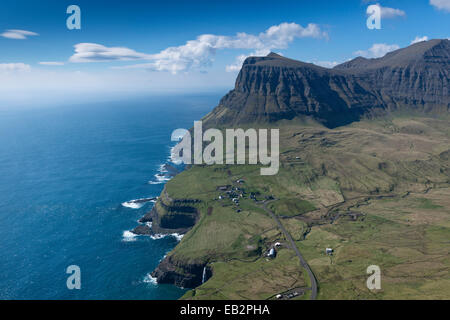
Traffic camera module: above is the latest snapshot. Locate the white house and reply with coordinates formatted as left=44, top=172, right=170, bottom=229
left=268, top=248, right=276, bottom=258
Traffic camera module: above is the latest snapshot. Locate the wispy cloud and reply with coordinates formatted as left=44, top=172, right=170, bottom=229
left=69, top=43, right=152, bottom=63
left=75, top=22, right=328, bottom=74
left=354, top=43, right=400, bottom=58
left=411, top=36, right=429, bottom=44
left=0, top=63, right=31, bottom=73
left=39, top=61, right=65, bottom=66
left=1, top=29, right=38, bottom=40
left=366, top=4, right=406, bottom=18
left=379, top=4, right=406, bottom=18
left=430, top=0, right=450, bottom=12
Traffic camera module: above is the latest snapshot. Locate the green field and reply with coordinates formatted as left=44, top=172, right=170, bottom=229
left=153, top=115, right=450, bottom=299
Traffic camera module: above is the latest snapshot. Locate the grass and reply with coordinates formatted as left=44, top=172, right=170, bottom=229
left=295, top=189, right=450, bottom=299
left=268, top=198, right=316, bottom=217
left=155, top=115, right=450, bottom=299
left=415, top=198, right=444, bottom=209
left=184, top=248, right=306, bottom=300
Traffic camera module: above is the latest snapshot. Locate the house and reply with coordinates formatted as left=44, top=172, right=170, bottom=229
left=267, top=248, right=276, bottom=258
left=326, top=248, right=333, bottom=255
left=274, top=242, right=281, bottom=247
left=276, top=294, right=282, bottom=299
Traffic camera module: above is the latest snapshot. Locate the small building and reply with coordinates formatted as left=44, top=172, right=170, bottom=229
left=218, top=195, right=223, bottom=200
left=267, top=248, right=276, bottom=258
left=275, top=242, right=281, bottom=247
left=326, top=248, right=333, bottom=255
left=276, top=294, right=282, bottom=299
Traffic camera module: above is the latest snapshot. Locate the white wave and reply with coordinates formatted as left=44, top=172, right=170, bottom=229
left=158, top=163, right=168, bottom=173
left=171, top=233, right=184, bottom=241
left=122, top=198, right=156, bottom=209
left=150, top=232, right=184, bottom=241
left=160, top=253, right=168, bottom=262
left=150, top=233, right=167, bottom=240
left=169, top=146, right=184, bottom=165
left=156, top=173, right=171, bottom=182
left=143, top=273, right=158, bottom=285
left=122, top=230, right=137, bottom=242
left=121, top=201, right=144, bottom=209
left=148, top=173, right=172, bottom=185
left=148, top=180, right=164, bottom=185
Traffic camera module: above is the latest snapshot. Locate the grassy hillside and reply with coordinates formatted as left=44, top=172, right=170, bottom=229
left=154, top=114, right=450, bottom=299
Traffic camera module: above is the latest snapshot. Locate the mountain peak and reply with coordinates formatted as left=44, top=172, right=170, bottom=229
left=243, top=52, right=320, bottom=69
left=203, top=39, right=449, bottom=129
left=267, top=52, right=283, bottom=58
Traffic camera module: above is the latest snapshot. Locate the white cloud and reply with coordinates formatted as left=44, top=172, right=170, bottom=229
left=1, top=29, right=38, bottom=39
left=430, top=0, right=450, bottom=12
left=367, top=4, right=406, bottom=18
left=0, top=63, right=31, bottom=73
left=226, top=54, right=249, bottom=72
left=354, top=43, right=400, bottom=58
left=379, top=5, right=406, bottom=18
left=225, top=49, right=272, bottom=72
left=312, top=61, right=340, bottom=68
left=39, top=61, right=65, bottom=66
left=76, top=22, right=327, bottom=73
left=411, top=36, right=429, bottom=44
left=69, top=43, right=152, bottom=63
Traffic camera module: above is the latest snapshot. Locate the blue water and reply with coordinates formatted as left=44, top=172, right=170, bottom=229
left=0, top=94, right=220, bottom=299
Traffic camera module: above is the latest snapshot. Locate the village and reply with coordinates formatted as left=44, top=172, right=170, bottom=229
left=213, top=178, right=334, bottom=300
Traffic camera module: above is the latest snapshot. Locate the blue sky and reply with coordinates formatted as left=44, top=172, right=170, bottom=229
left=0, top=0, right=449, bottom=105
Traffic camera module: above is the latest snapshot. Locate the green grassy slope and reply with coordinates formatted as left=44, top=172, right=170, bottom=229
left=153, top=115, right=450, bottom=299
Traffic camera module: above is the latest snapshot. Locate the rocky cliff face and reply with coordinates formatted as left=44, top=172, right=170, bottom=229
left=151, top=255, right=208, bottom=288
left=138, top=187, right=200, bottom=234
left=203, top=39, right=449, bottom=128
left=137, top=188, right=204, bottom=288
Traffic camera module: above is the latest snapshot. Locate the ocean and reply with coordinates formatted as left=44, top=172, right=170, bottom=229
left=0, top=94, right=220, bottom=299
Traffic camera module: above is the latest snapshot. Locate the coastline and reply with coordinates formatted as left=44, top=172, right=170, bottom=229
left=122, top=142, right=205, bottom=290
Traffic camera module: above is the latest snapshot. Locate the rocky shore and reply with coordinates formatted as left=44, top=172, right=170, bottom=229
left=132, top=186, right=207, bottom=288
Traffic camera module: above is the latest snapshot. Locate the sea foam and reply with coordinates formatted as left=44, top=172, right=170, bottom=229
left=122, top=230, right=137, bottom=242
left=121, top=198, right=156, bottom=209
left=143, top=273, right=158, bottom=285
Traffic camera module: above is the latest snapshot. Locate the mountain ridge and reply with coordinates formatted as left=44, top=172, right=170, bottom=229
left=203, top=39, right=449, bottom=128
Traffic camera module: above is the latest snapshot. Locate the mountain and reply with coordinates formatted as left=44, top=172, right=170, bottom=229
left=203, top=39, right=449, bottom=128
left=143, top=41, right=450, bottom=300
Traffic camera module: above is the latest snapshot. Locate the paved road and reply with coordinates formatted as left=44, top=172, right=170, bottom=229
left=260, top=201, right=318, bottom=300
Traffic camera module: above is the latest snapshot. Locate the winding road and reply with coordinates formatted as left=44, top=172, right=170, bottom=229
left=260, top=201, right=318, bottom=300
